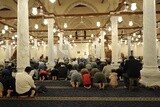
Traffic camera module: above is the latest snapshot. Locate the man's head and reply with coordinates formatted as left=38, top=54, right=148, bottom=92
left=25, top=66, right=32, bottom=73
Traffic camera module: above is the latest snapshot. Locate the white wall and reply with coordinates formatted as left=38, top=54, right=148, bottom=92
left=0, top=41, right=157, bottom=63
left=70, top=43, right=89, bottom=58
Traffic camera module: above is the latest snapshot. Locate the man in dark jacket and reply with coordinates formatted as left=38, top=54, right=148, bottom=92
left=123, top=56, right=142, bottom=88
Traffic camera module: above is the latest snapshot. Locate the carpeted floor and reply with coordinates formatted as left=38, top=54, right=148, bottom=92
left=0, top=80, right=160, bottom=107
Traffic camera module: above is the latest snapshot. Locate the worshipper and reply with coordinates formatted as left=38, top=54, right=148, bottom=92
left=85, top=63, right=92, bottom=72
left=51, top=67, right=59, bottom=80
left=15, top=66, right=36, bottom=97
left=70, top=70, right=82, bottom=88
left=123, top=56, right=142, bottom=89
left=58, top=63, right=68, bottom=80
left=69, top=64, right=82, bottom=88
left=92, top=69, right=107, bottom=89
left=102, top=61, right=113, bottom=83
left=38, top=60, right=46, bottom=70
left=109, top=69, right=118, bottom=88
left=1, top=66, right=12, bottom=96
left=39, top=67, right=48, bottom=81
left=81, top=68, right=92, bottom=89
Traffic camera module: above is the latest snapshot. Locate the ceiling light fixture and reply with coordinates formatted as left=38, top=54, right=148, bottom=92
left=49, top=0, right=56, bottom=3
left=118, top=16, right=123, bottom=23
left=34, top=24, right=39, bottom=29
left=108, top=26, right=112, bottom=32
left=129, top=21, right=133, bottom=26
left=96, top=21, right=101, bottom=27
left=2, top=29, right=5, bottom=34
left=32, top=7, right=38, bottom=15
left=53, top=28, right=57, bottom=33
left=91, top=34, right=94, bottom=38
left=69, top=34, right=72, bottom=38
left=4, top=25, right=9, bottom=30
left=80, top=16, right=84, bottom=24
left=64, top=23, right=68, bottom=28
left=43, top=19, right=48, bottom=25
left=131, top=3, right=137, bottom=11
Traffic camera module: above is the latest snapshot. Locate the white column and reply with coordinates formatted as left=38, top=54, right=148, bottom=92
left=140, top=0, right=160, bottom=87
left=17, top=0, right=30, bottom=71
left=100, top=31, right=105, bottom=61
left=133, top=42, right=138, bottom=57
left=47, top=19, right=55, bottom=68
left=5, top=40, right=10, bottom=61
left=95, top=38, right=100, bottom=59
left=127, top=36, right=132, bottom=57
left=59, top=32, right=63, bottom=51
left=43, top=42, right=47, bottom=57
left=33, top=39, right=38, bottom=60
left=59, top=32, right=64, bottom=59
left=110, top=16, right=119, bottom=68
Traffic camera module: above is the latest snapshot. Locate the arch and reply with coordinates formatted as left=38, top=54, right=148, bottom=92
left=65, top=0, right=99, bottom=14
left=0, top=4, right=16, bottom=13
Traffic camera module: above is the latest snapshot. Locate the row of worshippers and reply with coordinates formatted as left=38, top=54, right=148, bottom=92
left=0, top=55, right=142, bottom=97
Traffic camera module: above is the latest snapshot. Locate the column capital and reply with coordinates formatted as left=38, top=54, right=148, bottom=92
left=47, top=18, right=55, bottom=24
left=110, top=16, right=118, bottom=22
left=100, top=30, right=106, bottom=35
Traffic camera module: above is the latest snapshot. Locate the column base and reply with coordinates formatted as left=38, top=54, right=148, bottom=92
left=140, top=66, right=160, bottom=87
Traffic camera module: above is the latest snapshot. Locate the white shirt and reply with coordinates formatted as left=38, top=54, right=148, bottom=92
left=102, top=65, right=113, bottom=78
left=15, top=71, right=36, bottom=94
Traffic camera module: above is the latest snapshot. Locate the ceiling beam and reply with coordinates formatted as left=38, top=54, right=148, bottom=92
left=57, top=0, right=61, bottom=6
left=37, top=0, right=50, bottom=14
left=101, top=0, right=104, bottom=4
left=10, top=26, right=141, bottom=33
left=13, top=0, right=17, bottom=4
left=1, top=11, right=160, bottom=20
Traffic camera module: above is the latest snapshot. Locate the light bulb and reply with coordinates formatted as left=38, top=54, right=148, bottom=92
left=91, top=34, right=94, bottom=38
left=43, top=19, right=48, bottom=25
left=131, top=3, right=137, bottom=11
left=96, top=21, right=100, bottom=27
left=69, top=34, right=72, bottom=38
left=118, top=16, right=123, bottom=23
left=2, top=29, right=5, bottom=34
left=4, top=25, right=9, bottom=30
left=64, top=23, right=67, bottom=28
left=53, top=28, right=57, bottom=33
left=34, top=24, right=39, bottom=29
left=49, top=0, right=56, bottom=3
left=32, top=7, right=38, bottom=15
left=129, top=21, right=133, bottom=26
left=108, top=26, right=112, bottom=32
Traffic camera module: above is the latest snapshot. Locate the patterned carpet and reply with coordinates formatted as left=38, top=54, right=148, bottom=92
left=0, top=80, right=160, bottom=107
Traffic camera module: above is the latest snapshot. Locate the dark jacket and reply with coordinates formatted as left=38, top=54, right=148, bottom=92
left=124, top=56, right=142, bottom=78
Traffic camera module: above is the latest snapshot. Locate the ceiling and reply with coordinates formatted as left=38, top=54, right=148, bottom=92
left=0, top=0, right=160, bottom=44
